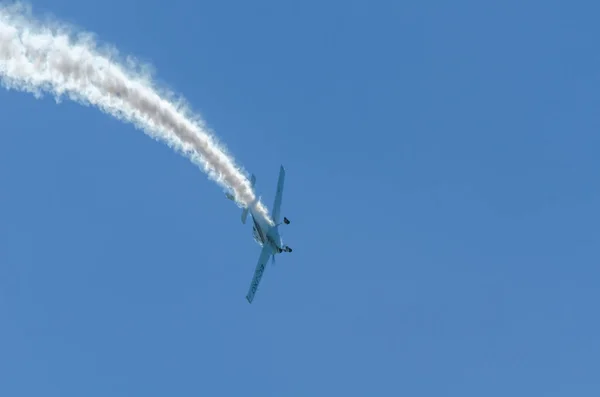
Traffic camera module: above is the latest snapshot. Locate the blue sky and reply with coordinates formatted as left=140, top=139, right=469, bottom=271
left=0, top=0, right=599, bottom=395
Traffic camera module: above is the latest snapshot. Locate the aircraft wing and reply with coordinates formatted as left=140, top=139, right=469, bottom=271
left=246, top=243, right=273, bottom=303
left=271, top=165, right=285, bottom=224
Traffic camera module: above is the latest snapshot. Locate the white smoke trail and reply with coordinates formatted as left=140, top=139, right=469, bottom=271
left=0, top=2, right=274, bottom=224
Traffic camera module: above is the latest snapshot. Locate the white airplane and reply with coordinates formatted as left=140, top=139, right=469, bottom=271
left=225, top=165, right=292, bottom=303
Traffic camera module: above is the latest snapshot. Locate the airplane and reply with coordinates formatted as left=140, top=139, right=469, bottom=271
left=225, top=165, right=292, bottom=303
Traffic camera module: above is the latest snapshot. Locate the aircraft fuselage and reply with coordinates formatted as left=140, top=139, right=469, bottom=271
left=250, top=209, right=284, bottom=254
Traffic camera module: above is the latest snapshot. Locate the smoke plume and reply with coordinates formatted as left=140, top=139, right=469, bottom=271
left=0, top=3, right=273, bottom=224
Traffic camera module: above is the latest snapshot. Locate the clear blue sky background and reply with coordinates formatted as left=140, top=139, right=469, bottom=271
left=0, top=0, right=598, bottom=395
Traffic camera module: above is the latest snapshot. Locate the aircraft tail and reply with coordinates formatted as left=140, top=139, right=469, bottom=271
left=225, top=174, right=256, bottom=223
left=240, top=174, right=256, bottom=224
left=241, top=207, right=249, bottom=224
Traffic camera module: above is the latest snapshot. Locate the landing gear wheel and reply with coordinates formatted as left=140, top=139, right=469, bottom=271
left=284, top=217, right=290, bottom=224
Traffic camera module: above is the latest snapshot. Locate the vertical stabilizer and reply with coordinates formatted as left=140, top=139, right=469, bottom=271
left=241, top=174, right=256, bottom=224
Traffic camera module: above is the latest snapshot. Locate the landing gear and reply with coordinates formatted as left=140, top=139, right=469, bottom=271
left=284, top=217, right=290, bottom=224
left=283, top=245, right=292, bottom=253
